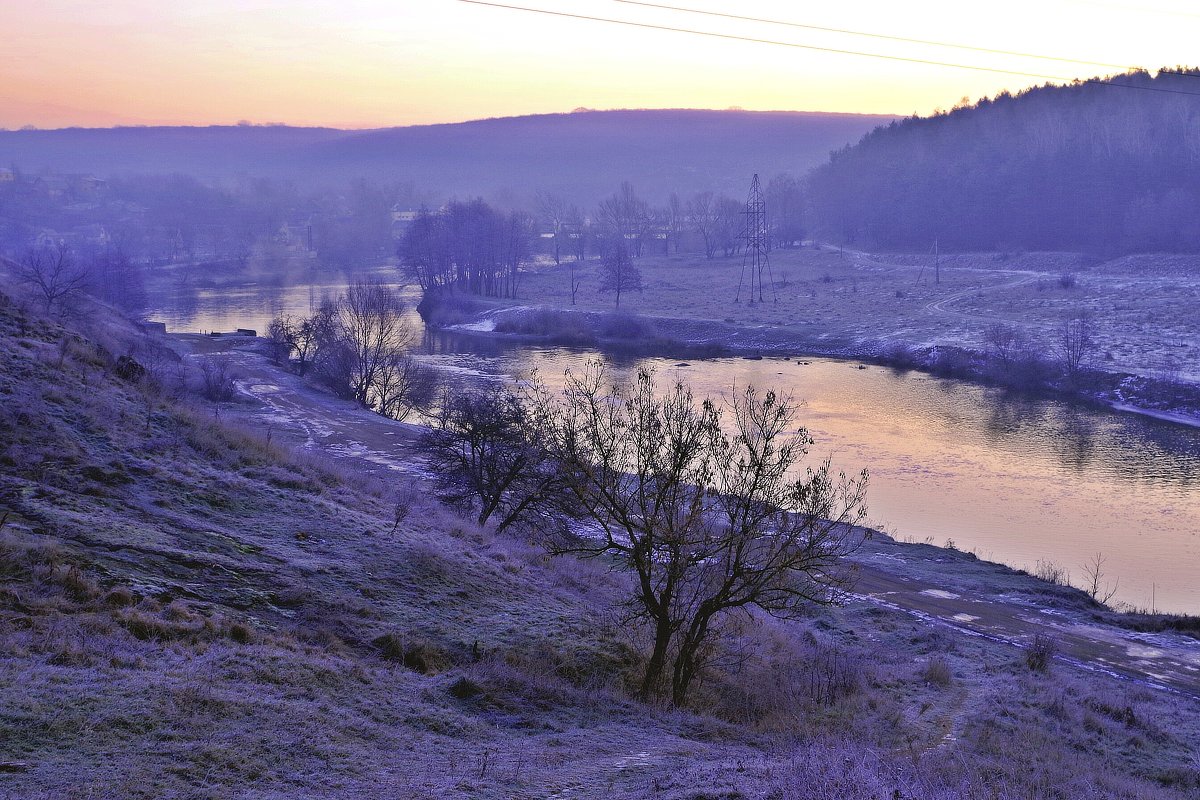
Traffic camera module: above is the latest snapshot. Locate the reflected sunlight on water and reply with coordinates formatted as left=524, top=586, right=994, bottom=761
left=147, top=277, right=1200, bottom=613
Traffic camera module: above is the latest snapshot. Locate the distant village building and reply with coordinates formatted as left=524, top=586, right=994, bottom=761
left=390, top=205, right=422, bottom=239
left=0, top=168, right=13, bottom=183
left=391, top=206, right=420, bottom=224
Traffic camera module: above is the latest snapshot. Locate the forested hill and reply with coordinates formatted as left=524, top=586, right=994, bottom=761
left=0, top=109, right=892, bottom=202
left=807, top=70, right=1200, bottom=254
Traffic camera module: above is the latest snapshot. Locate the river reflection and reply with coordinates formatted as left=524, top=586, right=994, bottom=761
left=146, top=279, right=1200, bottom=613
left=420, top=335, right=1200, bottom=614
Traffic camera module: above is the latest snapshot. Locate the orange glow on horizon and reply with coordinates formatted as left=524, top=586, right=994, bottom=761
left=1, top=0, right=1198, bottom=129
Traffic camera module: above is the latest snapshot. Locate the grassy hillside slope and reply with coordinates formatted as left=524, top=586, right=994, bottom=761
left=0, top=285, right=1197, bottom=798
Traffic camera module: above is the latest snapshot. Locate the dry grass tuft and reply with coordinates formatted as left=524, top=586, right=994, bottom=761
left=921, top=655, right=953, bottom=688
left=373, top=633, right=452, bottom=674
left=1024, top=634, right=1057, bottom=672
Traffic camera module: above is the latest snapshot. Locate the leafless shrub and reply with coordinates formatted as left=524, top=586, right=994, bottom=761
left=419, top=384, right=573, bottom=536
left=883, top=340, right=919, bottom=368
left=984, top=323, right=1024, bottom=368
left=16, top=244, right=89, bottom=317
left=390, top=479, right=421, bottom=534
left=802, top=642, right=868, bottom=706
left=495, top=309, right=596, bottom=345
left=1025, top=634, right=1057, bottom=672
left=1080, top=552, right=1119, bottom=606
left=1057, top=313, right=1096, bottom=384
left=228, top=621, right=254, bottom=644
left=198, top=356, right=238, bottom=403
left=1034, top=559, right=1069, bottom=587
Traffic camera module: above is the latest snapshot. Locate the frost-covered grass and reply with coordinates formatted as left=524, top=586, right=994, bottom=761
left=0, top=283, right=1198, bottom=798
left=511, top=248, right=1200, bottom=386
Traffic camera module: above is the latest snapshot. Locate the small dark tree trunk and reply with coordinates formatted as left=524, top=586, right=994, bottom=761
left=639, top=614, right=674, bottom=700
left=670, top=612, right=712, bottom=706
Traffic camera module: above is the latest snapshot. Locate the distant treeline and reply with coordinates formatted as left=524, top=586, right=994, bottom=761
left=807, top=70, right=1200, bottom=254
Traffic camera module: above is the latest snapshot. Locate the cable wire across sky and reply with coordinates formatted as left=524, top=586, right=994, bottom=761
left=614, top=0, right=1137, bottom=71
left=456, top=0, right=1200, bottom=98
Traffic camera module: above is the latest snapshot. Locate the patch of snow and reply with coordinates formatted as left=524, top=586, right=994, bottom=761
left=920, top=589, right=960, bottom=600
left=1126, top=644, right=1165, bottom=659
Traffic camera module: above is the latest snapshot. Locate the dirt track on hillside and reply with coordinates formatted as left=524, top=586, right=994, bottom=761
left=189, top=335, right=1200, bottom=701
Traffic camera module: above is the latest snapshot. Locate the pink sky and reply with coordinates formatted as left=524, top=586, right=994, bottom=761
left=2, top=0, right=1197, bottom=129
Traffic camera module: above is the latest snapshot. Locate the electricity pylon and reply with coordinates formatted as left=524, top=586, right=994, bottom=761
left=735, top=173, right=777, bottom=304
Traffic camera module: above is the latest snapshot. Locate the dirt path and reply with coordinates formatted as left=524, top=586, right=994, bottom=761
left=853, top=547, right=1200, bottom=699
left=186, top=336, right=1200, bottom=701
left=923, top=272, right=1041, bottom=325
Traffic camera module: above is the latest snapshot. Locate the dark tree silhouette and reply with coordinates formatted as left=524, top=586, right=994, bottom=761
left=534, top=366, right=868, bottom=705
left=597, top=241, right=642, bottom=308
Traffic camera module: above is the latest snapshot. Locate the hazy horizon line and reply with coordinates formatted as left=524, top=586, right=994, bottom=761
left=0, top=106, right=902, bottom=134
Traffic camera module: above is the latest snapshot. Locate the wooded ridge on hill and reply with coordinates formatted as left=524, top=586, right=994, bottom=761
left=807, top=70, right=1200, bottom=254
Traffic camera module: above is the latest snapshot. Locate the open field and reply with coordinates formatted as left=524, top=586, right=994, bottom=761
left=505, top=248, right=1200, bottom=385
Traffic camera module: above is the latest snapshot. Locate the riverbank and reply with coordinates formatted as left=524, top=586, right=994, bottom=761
left=206, top=330, right=1200, bottom=695
left=439, top=246, right=1200, bottom=425
left=429, top=299, right=1200, bottom=429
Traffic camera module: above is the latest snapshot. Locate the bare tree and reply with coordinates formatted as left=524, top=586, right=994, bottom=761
left=597, top=241, right=642, bottom=309
left=984, top=323, right=1024, bottom=369
left=88, top=245, right=146, bottom=313
left=337, top=280, right=414, bottom=408
left=686, top=191, right=718, bottom=259
left=266, top=315, right=295, bottom=366
left=765, top=173, right=806, bottom=248
left=198, top=356, right=238, bottom=404
left=666, top=192, right=685, bottom=254
left=536, top=192, right=569, bottom=266
left=1057, top=313, right=1096, bottom=384
left=1081, top=552, right=1119, bottom=606
left=596, top=182, right=651, bottom=257
left=564, top=204, right=588, bottom=263
left=17, top=244, right=90, bottom=317
left=291, top=310, right=329, bottom=377
left=420, top=385, right=570, bottom=534
left=534, top=366, right=869, bottom=705
left=374, top=351, right=437, bottom=422
left=714, top=195, right=743, bottom=257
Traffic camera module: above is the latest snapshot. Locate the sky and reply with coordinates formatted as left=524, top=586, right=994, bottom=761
left=1, top=0, right=1198, bottom=129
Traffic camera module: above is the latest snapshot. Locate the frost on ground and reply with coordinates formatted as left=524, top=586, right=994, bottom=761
left=1, top=283, right=1199, bottom=799
left=505, top=248, right=1200, bottom=387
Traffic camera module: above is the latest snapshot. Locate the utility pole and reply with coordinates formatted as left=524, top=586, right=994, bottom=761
left=735, top=174, right=777, bottom=304
left=935, top=238, right=940, bottom=285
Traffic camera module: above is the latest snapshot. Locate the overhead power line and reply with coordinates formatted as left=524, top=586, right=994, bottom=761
left=615, top=0, right=1200, bottom=81
left=457, top=0, right=1062, bottom=79
left=614, top=0, right=1132, bottom=70
left=455, top=0, right=1200, bottom=98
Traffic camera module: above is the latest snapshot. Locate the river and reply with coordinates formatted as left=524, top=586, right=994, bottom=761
left=146, top=277, right=1200, bottom=614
